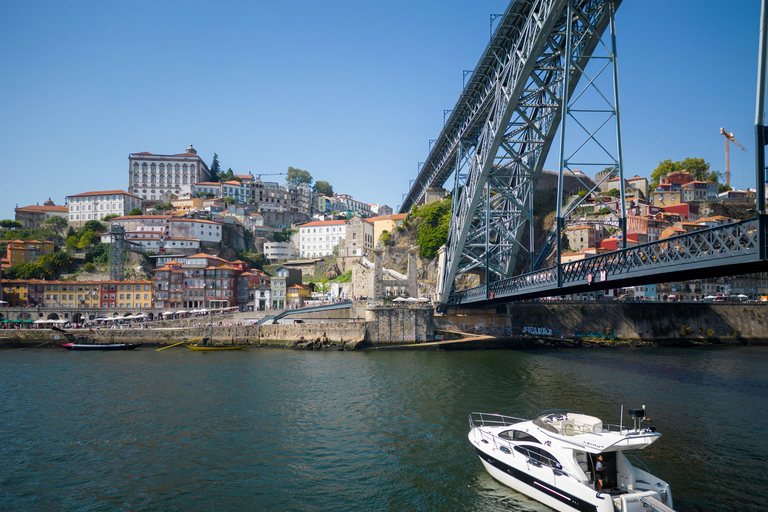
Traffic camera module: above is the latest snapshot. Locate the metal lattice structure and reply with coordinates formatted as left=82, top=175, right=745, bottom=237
left=109, top=224, right=126, bottom=281
left=453, top=217, right=768, bottom=304
left=402, top=0, right=768, bottom=307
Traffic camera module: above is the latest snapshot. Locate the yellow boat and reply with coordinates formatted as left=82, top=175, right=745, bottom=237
left=184, top=343, right=248, bottom=351
left=182, top=336, right=248, bottom=351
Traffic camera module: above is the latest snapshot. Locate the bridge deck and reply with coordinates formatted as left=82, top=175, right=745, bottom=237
left=453, top=216, right=768, bottom=306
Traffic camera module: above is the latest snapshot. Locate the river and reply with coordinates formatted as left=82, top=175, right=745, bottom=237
left=1, top=346, right=765, bottom=511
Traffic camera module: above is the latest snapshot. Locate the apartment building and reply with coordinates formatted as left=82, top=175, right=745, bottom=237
left=128, top=145, right=211, bottom=200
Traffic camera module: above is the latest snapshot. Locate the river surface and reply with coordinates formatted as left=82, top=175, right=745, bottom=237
left=1, top=346, right=766, bottom=512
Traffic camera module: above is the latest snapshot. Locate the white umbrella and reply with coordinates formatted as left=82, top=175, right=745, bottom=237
left=392, top=297, right=408, bottom=302
left=135, top=313, right=146, bottom=318
left=175, top=310, right=187, bottom=315
left=0, top=300, right=8, bottom=304
left=55, top=319, right=67, bottom=324
left=162, top=311, right=174, bottom=316
left=704, top=295, right=716, bottom=299
left=189, top=309, right=200, bottom=314
left=33, top=319, right=48, bottom=324
left=736, top=294, right=748, bottom=298
left=123, top=315, right=136, bottom=320
left=198, top=309, right=209, bottom=313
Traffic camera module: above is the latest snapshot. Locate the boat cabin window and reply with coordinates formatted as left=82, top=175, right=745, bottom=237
left=514, top=445, right=561, bottom=469
left=498, top=430, right=540, bottom=444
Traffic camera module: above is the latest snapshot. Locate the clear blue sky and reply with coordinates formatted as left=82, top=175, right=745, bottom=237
left=0, top=0, right=762, bottom=221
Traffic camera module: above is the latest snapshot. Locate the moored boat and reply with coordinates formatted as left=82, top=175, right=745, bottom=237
left=468, top=407, right=675, bottom=512
left=182, top=336, right=247, bottom=351
left=56, top=341, right=143, bottom=351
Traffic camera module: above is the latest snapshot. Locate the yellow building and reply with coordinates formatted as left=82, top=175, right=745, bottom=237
left=5, top=240, right=55, bottom=267
left=171, top=197, right=204, bottom=212
left=286, top=284, right=313, bottom=306
left=0, top=280, right=152, bottom=309
left=369, top=213, right=408, bottom=247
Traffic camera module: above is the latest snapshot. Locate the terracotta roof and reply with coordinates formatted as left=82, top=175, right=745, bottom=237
left=299, top=220, right=347, bottom=227
left=67, top=190, right=141, bottom=199
left=15, top=204, right=68, bottom=212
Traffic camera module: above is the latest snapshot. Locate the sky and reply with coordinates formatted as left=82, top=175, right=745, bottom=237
left=0, top=0, right=763, bottom=221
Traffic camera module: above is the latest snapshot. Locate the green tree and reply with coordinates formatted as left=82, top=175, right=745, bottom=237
left=286, top=167, right=313, bottom=186
left=411, top=198, right=451, bottom=258
left=218, top=168, right=237, bottom=182
left=0, top=219, right=22, bottom=229
left=604, top=188, right=621, bottom=198
left=128, top=208, right=143, bottom=216
left=102, top=214, right=120, bottom=221
left=5, top=262, right=44, bottom=280
left=44, top=216, right=68, bottom=231
left=650, top=157, right=717, bottom=189
left=274, top=228, right=296, bottom=243
left=313, top=180, right=334, bottom=196
left=79, top=220, right=107, bottom=235
left=210, top=153, right=221, bottom=182
left=222, top=197, right=235, bottom=204
left=316, top=277, right=332, bottom=295
left=235, top=250, right=266, bottom=270
left=39, top=252, right=75, bottom=279
left=65, top=236, right=79, bottom=251
left=78, top=230, right=96, bottom=249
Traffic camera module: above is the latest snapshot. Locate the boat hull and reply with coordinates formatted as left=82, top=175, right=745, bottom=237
left=475, top=447, right=608, bottom=512
left=56, top=342, right=143, bottom=351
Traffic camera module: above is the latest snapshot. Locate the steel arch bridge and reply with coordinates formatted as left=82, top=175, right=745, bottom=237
left=400, top=0, right=768, bottom=308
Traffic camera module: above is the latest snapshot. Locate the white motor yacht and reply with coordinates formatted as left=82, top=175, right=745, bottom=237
left=468, top=408, right=676, bottom=512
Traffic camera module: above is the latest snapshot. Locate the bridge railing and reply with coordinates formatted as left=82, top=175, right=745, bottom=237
left=454, top=216, right=765, bottom=305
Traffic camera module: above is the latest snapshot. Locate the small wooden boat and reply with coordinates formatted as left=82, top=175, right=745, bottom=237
left=184, top=344, right=248, bottom=351
left=56, top=341, right=144, bottom=351
left=182, top=336, right=247, bottom=351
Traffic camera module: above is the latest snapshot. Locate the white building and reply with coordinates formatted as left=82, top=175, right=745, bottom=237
left=129, top=145, right=211, bottom=201
left=264, top=242, right=298, bottom=261
left=298, top=220, right=347, bottom=257
left=168, top=219, right=222, bottom=243
left=67, top=190, right=143, bottom=228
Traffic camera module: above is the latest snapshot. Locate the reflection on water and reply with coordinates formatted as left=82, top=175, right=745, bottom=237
left=0, top=347, right=765, bottom=511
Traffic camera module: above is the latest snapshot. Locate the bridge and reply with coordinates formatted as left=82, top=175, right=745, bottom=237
left=400, top=0, right=768, bottom=308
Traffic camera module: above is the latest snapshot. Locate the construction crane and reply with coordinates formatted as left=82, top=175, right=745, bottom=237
left=720, top=127, right=747, bottom=187
left=254, top=172, right=287, bottom=181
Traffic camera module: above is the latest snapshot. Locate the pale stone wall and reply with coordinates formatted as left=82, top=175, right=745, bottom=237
left=365, top=305, right=434, bottom=343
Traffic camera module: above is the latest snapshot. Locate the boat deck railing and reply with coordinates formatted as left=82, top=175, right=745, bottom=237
left=469, top=412, right=576, bottom=480
left=469, top=412, right=528, bottom=430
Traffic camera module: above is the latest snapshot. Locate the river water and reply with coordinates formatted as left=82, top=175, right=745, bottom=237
left=1, top=346, right=765, bottom=512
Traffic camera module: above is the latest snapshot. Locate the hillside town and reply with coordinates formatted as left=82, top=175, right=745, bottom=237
left=1, top=145, right=767, bottom=317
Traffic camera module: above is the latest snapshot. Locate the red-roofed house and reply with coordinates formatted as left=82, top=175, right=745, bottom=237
left=14, top=199, right=69, bottom=228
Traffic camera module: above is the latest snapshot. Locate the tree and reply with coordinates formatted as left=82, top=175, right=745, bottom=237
left=286, top=167, right=313, bottom=186
left=411, top=198, right=451, bottom=258
left=274, top=228, right=296, bottom=243
left=79, top=220, right=107, bottom=235
left=39, top=252, right=75, bottom=279
left=222, top=197, right=235, bottom=204
left=4, top=262, right=44, bottom=280
left=44, top=216, right=68, bottom=230
left=210, top=153, right=221, bottom=182
left=650, top=157, right=717, bottom=189
left=313, top=180, right=334, bottom=197
left=0, top=219, right=22, bottom=229
left=128, top=208, right=143, bottom=216
left=65, top=236, right=79, bottom=252
left=77, top=230, right=96, bottom=249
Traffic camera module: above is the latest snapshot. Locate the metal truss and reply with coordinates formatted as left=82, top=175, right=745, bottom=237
left=110, top=224, right=126, bottom=281
left=453, top=217, right=768, bottom=305
left=439, top=0, right=620, bottom=306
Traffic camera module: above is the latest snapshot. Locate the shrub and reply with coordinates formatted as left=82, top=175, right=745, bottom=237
left=83, top=262, right=97, bottom=273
